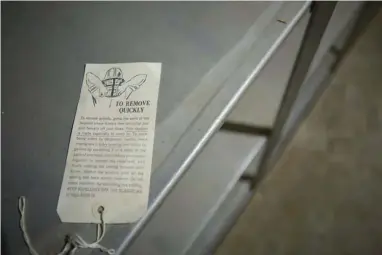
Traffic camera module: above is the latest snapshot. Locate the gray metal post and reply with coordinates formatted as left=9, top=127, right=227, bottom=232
left=250, top=1, right=337, bottom=188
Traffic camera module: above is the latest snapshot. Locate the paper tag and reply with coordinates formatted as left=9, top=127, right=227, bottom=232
left=57, top=63, right=161, bottom=223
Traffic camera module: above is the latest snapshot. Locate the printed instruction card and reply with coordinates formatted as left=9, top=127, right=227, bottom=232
left=58, top=63, right=161, bottom=223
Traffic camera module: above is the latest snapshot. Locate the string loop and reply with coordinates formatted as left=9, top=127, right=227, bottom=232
left=18, top=196, right=115, bottom=255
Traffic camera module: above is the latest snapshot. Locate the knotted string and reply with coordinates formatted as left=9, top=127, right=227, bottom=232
left=18, top=196, right=115, bottom=255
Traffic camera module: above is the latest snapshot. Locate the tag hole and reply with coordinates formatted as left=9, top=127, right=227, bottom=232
left=98, top=206, right=105, bottom=214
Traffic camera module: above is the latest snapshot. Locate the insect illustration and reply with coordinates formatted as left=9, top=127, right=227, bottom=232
left=86, top=67, right=147, bottom=106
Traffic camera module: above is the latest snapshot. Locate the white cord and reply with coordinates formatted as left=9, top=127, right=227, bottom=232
left=18, top=196, right=115, bottom=255
left=18, top=196, right=39, bottom=255
left=69, top=207, right=115, bottom=255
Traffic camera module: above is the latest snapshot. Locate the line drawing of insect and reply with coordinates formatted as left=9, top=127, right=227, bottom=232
left=85, top=67, right=147, bottom=107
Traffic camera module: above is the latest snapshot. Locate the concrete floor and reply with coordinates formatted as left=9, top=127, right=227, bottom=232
left=215, top=9, right=382, bottom=255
